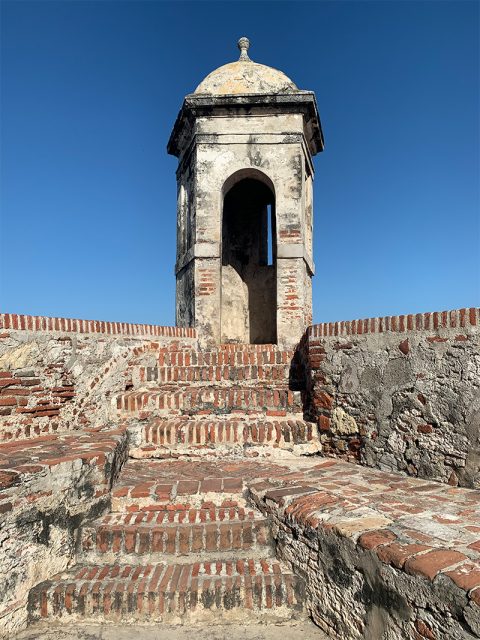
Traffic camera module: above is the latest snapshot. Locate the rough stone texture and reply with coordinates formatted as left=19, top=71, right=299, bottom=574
left=0, top=315, right=196, bottom=634
left=0, top=314, right=197, bottom=441
left=0, top=318, right=315, bottom=637
left=26, top=457, right=309, bottom=629
left=169, top=42, right=323, bottom=348
left=194, top=57, right=298, bottom=95
left=246, top=458, right=480, bottom=640
left=1, top=308, right=479, bottom=639
left=303, top=308, right=480, bottom=488
left=22, top=454, right=480, bottom=639
left=14, top=620, right=326, bottom=639
left=0, top=425, right=128, bottom=634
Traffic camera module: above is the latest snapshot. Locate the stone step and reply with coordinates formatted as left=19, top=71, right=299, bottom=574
left=217, top=344, right=291, bottom=353
left=28, top=559, right=305, bottom=624
left=115, top=387, right=303, bottom=418
left=129, top=417, right=320, bottom=459
left=109, top=458, right=315, bottom=514
left=111, top=479, right=245, bottom=512
left=16, top=620, right=328, bottom=640
left=81, top=508, right=272, bottom=562
left=138, top=362, right=295, bottom=387
left=151, top=346, right=294, bottom=366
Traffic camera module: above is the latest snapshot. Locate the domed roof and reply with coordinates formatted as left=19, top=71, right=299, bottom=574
left=194, top=37, right=298, bottom=95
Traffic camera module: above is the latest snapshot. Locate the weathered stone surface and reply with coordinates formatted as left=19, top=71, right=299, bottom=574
left=247, top=457, right=480, bottom=639
left=169, top=39, right=323, bottom=348
left=331, top=407, right=357, bottom=435
left=14, top=620, right=327, bottom=639
left=0, top=319, right=197, bottom=442
left=0, top=425, right=128, bottom=635
left=1, top=310, right=480, bottom=639
left=304, top=308, right=480, bottom=488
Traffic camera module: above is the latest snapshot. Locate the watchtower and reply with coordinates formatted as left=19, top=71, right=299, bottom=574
left=168, top=38, right=324, bottom=347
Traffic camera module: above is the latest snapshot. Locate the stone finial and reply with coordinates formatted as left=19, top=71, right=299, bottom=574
left=237, top=37, right=251, bottom=61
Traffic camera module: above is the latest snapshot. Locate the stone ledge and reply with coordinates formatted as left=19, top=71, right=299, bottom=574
left=0, top=426, right=129, bottom=634
left=27, top=558, right=305, bottom=625
left=0, top=426, right=128, bottom=504
left=246, top=458, right=480, bottom=639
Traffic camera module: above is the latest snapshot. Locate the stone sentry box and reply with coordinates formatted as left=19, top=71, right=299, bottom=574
left=168, top=38, right=324, bottom=348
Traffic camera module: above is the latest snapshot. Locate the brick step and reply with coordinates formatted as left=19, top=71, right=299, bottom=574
left=28, top=559, right=305, bottom=624
left=110, top=458, right=315, bottom=513
left=81, top=509, right=272, bottom=561
left=111, top=477, right=246, bottom=512
left=138, top=362, right=295, bottom=387
left=128, top=417, right=320, bottom=459
left=218, top=343, right=290, bottom=352
left=150, top=346, right=295, bottom=366
left=115, top=387, right=303, bottom=418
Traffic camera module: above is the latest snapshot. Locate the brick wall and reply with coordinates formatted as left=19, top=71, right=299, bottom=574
left=303, top=307, right=480, bottom=488
left=0, top=313, right=196, bottom=337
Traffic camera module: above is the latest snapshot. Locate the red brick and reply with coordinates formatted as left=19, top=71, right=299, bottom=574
left=417, top=424, right=433, bottom=434
left=177, top=480, right=199, bottom=495
left=358, top=529, right=397, bottom=550
left=444, top=562, right=480, bottom=592
left=318, top=415, right=331, bottom=432
left=137, top=529, right=150, bottom=554
left=0, top=501, right=13, bottom=514
left=376, top=543, right=431, bottom=569
left=414, top=619, right=436, bottom=640
left=398, top=339, right=409, bottom=355
left=0, top=397, right=16, bottom=406
left=222, top=478, right=243, bottom=492
left=124, top=528, right=136, bottom=554
left=405, top=549, right=466, bottom=581
left=314, top=391, right=333, bottom=410
left=97, top=529, right=110, bottom=553
left=200, top=478, right=222, bottom=493
left=0, top=378, right=17, bottom=387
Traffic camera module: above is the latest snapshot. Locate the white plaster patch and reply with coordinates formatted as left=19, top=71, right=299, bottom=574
left=0, top=342, right=38, bottom=370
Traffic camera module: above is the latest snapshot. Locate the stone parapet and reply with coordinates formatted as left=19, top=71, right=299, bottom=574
left=0, top=318, right=197, bottom=443
left=309, top=306, right=479, bottom=338
left=0, top=425, right=129, bottom=634
left=303, top=307, right=480, bottom=488
left=0, top=313, right=196, bottom=338
left=248, top=457, right=480, bottom=639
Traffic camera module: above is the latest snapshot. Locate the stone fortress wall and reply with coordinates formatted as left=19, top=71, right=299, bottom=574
left=1, top=308, right=479, bottom=638
left=301, top=307, right=480, bottom=489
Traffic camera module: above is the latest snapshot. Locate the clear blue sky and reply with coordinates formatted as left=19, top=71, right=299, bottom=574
left=1, top=0, right=479, bottom=326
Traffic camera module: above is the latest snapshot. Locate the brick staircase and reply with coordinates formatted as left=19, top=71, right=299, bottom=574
left=26, top=344, right=316, bottom=627
left=121, top=343, right=319, bottom=460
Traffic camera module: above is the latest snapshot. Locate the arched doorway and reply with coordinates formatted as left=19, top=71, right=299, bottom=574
left=221, top=173, right=277, bottom=344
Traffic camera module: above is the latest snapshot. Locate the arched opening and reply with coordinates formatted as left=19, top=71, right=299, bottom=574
left=221, top=175, right=277, bottom=344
